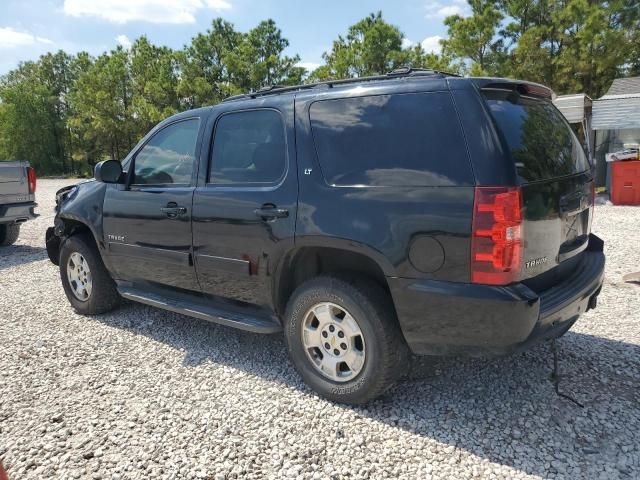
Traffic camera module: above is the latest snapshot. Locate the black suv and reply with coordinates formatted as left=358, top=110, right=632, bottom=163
left=46, top=70, right=605, bottom=404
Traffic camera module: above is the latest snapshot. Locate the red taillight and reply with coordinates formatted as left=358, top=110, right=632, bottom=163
left=471, top=186, right=523, bottom=285
left=27, top=166, right=36, bottom=194
left=522, top=83, right=552, bottom=99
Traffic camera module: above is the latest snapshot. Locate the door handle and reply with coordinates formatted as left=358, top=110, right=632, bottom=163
left=254, top=206, right=289, bottom=221
left=161, top=202, right=187, bottom=218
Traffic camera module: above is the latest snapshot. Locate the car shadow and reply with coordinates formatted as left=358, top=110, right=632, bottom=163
left=0, top=244, right=49, bottom=271
left=91, top=302, right=639, bottom=478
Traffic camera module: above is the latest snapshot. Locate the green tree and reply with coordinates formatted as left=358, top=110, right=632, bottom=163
left=0, top=65, right=58, bottom=173
left=310, top=12, right=457, bottom=82
left=403, top=45, right=461, bottom=74
left=131, top=36, right=180, bottom=134
left=500, top=0, right=638, bottom=97
left=39, top=51, right=89, bottom=174
left=441, top=0, right=505, bottom=76
left=68, top=48, right=134, bottom=164
left=176, top=18, right=242, bottom=109
left=311, top=12, right=405, bottom=79
left=177, top=18, right=302, bottom=105
left=622, top=0, right=640, bottom=75
left=0, top=51, right=85, bottom=174
left=3, top=8, right=639, bottom=174
left=230, top=19, right=304, bottom=90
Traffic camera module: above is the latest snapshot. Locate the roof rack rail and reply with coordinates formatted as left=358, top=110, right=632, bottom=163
left=222, top=67, right=460, bottom=103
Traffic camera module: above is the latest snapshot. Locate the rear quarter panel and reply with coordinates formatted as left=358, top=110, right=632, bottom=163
left=294, top=83, right=475, bottom=282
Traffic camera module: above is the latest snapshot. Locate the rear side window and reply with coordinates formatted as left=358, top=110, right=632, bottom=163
left=209, top=109, right=286, bottom=185
left=482, top=89, right=588, bottom=183
left=309, top=92, right=472, bottom=187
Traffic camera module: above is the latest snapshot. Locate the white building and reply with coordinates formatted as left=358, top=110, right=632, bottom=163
left=554, top=77, right=640, bottom=187
left=592, top=77, right=640, bottom=187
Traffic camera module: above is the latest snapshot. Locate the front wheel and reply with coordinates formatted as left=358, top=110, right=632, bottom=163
left=59, top=233, right=121, bottom=315
left=284, top=275, right=409, bottom=404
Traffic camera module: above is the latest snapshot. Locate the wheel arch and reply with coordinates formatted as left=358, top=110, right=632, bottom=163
left=273, top=237, right=397, bottom=318
left=51, top=215, right=107, bottom=267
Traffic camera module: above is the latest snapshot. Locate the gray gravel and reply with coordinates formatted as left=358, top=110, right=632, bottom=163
left=1, top=179, right=639, bottom=479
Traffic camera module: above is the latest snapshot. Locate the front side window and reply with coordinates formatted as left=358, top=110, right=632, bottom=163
left=209, top=110, right=286, bottom=185
left=133, top=119, right=200, bottom=185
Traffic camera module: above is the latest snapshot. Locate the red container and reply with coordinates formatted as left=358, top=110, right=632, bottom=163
left=611, top=160, right=640, bottom=205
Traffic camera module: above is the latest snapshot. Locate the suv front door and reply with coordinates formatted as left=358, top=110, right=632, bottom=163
left=103, top=116, right=203, bottom=291
left=192, top=98, right=297, bottom=309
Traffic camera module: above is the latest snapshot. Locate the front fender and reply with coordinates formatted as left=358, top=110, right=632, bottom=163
left=55, top=180, right=107, bottom=250
left=46, top=180, right=111, bottom=268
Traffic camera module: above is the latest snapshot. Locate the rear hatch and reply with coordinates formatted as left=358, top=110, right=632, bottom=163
left=481, top=86, right=593, bottom=289
left=0, top=161, right=30, bottom=205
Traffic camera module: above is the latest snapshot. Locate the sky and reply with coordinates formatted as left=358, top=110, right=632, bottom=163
left=0, top=0, right=471, bottom=75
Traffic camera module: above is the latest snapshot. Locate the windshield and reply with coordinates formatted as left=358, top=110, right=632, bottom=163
left=483, top=89, right=589, bottom=183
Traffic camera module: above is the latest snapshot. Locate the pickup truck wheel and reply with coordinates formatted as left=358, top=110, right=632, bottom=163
left=0, top=224, right=20, bottom=246
left=284, top=275, right=409, bottom=404
left=59, top=233, right=121, bottom=315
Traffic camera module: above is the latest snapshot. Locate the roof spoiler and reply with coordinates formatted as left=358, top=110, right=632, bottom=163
left=476, top=80, right=553, bottom=100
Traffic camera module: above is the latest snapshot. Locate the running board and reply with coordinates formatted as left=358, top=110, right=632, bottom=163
left=118, top=286, right=282, bottom=334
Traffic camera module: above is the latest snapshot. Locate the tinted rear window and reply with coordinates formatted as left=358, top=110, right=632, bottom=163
left=483, top=89, right=588, bottom=182
left=309, top=92, right=472, bottom=187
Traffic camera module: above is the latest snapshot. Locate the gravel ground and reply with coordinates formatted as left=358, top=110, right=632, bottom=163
left=1, top=179, right=639, bottom=480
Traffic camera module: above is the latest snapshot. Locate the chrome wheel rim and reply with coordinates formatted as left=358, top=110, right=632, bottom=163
left=66, top=252, right=92, bottom=301
left=301, top=302, right=366, bottom=382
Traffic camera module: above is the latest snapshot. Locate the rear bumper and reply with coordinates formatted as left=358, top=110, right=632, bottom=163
left=0, top=201, right=38, bottom=224
left=389, top=234, right=605, bottom=356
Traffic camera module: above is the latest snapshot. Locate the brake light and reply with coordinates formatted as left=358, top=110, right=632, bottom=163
left=522, top=83, right=552, bottom=99
left=471, top=187, right=523, bottom=285
left=27, top=166, right=36, bottom=194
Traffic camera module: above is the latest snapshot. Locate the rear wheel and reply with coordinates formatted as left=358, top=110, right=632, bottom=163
left=59, top=233, right=121, bottom=315
left=0, top=224, right=20, bottom=246
left=284, top=275, right=409, bottom=404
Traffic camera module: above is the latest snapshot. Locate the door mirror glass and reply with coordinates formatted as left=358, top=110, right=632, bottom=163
left=94, top=160, right=123, bottom=184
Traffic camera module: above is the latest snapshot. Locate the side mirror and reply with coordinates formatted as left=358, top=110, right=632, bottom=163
left=94, top=160, right=123, bottom=184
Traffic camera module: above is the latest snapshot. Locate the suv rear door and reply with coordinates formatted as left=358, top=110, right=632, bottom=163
left=191, top=96, right=297, bottom=308
left=479, top=84, right=594, bottom=285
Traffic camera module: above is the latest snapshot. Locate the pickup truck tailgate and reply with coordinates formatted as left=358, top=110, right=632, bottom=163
left=0, top=162, right=30, bottom=205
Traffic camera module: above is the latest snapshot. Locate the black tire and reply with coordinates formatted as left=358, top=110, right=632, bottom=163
left=0, top=224, right=20, bottom=246
left=284, top=275, right=409, bottom=404
left=59, top=233, right=121, bottom=315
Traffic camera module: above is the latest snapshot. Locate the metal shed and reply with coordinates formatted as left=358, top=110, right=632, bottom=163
left=592, top=94, right=640, bottom=130
left=553, top=93, right=594, bottom=162
left=591, top=77, right=640, bottom=187
left=593, top=77, right=640, bottom=130
left=554, top=94, right=592, bottom=124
